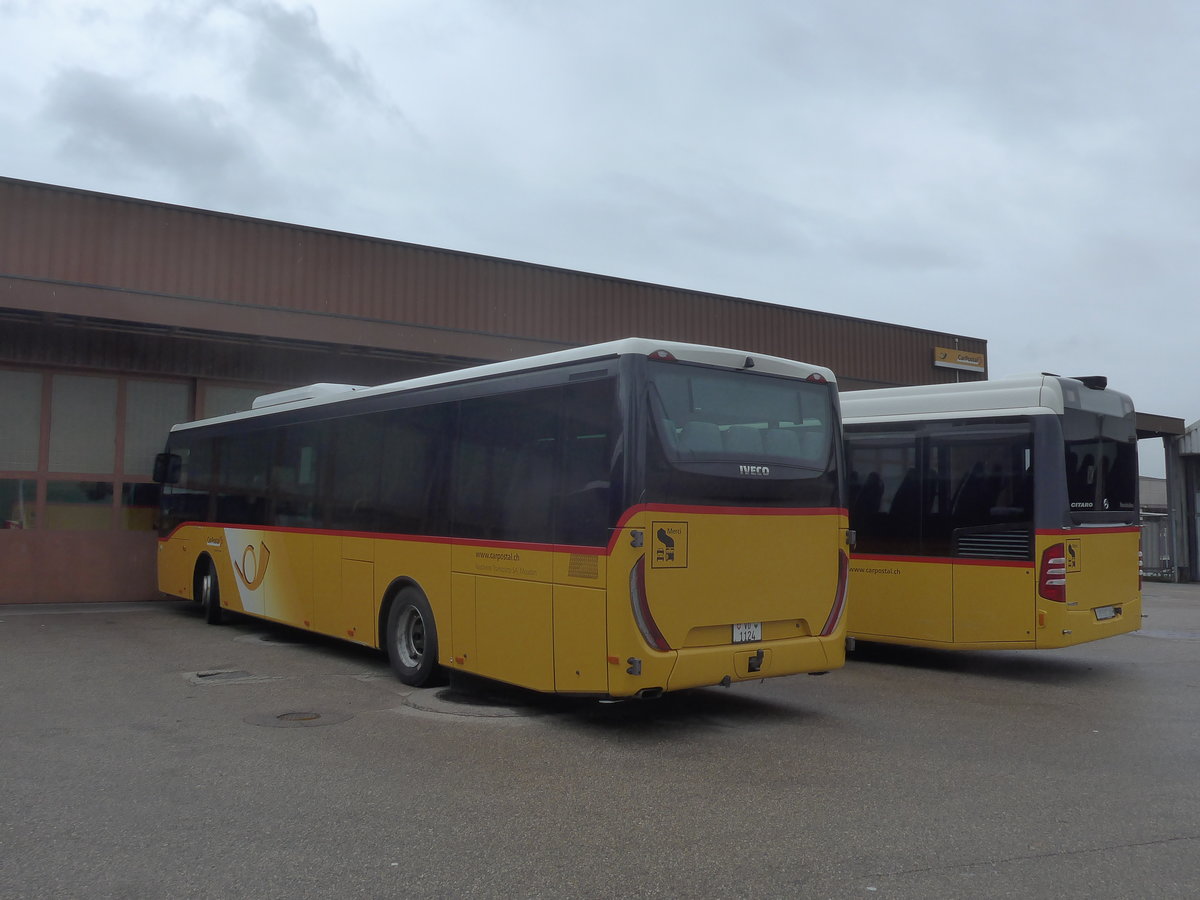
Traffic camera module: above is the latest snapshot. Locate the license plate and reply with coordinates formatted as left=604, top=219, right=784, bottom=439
left=732, top=622, right=762, bottom=643
left=1094, top=605, right=1119, bottom=621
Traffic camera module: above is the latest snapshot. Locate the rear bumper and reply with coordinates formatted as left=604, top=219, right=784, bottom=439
left=1036, top=595, right=1143, bottom=649
left=664, top=632, right=845, bottom=692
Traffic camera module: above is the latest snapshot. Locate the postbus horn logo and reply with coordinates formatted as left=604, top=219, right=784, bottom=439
left=233, top=542, right=271, bottom=591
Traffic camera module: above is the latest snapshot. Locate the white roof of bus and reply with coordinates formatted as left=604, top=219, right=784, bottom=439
left=173, top=337, right=836, bottom=431
left=841, top=374, right=1134, bottom=423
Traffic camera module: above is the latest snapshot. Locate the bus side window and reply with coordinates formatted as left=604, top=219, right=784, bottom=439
left=328, top=415, right=383, bottom=532
left=375, top=404, right=449, bottom=535
left=845, top=432, right=919, bottom=555
left=452, top=387, right=561, bottom=544
left=273, top=423, right=321, bottom=529
left=558, top=378, right=619, bottom=547
left=503, top=439, right=558, bottom=541
left=214, top=430, right=272, bottom=526
left=159, top=434, right=215, bottom=533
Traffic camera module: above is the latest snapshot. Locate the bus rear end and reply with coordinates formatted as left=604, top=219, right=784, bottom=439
left=1036, top=378, right=1141, bottom=648
left=605, top=350, right=849, bottom=697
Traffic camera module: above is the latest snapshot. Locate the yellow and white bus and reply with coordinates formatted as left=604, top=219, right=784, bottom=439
left=841, top=374, right=1140, bottom=650
left=155, top=339, right=851, bottom=697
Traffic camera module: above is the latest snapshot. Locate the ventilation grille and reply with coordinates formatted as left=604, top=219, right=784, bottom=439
left=956, top=530, right=1032, bottom=561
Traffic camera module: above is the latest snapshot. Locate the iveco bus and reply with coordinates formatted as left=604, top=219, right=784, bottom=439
left=156, top=339, right=851, bottom=696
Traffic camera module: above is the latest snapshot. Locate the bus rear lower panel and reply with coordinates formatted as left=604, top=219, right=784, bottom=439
left=846, top=527, right=1142, bottom=650
left=602, top=506, right=849, bottom=697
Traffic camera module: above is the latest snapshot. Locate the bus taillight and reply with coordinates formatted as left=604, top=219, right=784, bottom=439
left=629, top=556, right=670, bottom=651
left=1038, top=543, right=1067, bottom=603
left=820, top=549, right=850, bottom=635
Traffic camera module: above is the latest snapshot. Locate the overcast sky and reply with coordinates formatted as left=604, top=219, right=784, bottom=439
left=2, top=0, right=1197, bottom=474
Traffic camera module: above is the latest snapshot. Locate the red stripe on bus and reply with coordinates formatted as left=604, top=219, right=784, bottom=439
left=161, top=504, right=848, bottom=556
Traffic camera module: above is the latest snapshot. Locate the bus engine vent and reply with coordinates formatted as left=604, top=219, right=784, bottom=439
left=955, top=529, right=1032, bottom=561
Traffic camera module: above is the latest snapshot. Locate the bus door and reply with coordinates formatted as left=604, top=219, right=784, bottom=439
left=939, top=423, right=1037, bottom=644
left=846, top=428, right=953, bottom=644
left=312, top=417, right=385, bottom=644
left=312, top=537, right=374, bottom=643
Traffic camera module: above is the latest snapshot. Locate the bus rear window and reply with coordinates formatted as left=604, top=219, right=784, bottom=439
left=1063, top=409, right=1137, bottom=522
left=650, top=365, right=833, bottom=472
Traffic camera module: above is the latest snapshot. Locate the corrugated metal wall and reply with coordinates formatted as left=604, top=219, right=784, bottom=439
left=1, top=176, right=986, bottom=387
left=0, top=313, right=448, bottom=386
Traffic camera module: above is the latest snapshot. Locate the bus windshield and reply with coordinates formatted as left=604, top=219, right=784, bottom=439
left=645, top=362, right=838, bottom=507
left=650, top=365, right=833, bottom=470
left=1063, top=409, right=1138, bottom=523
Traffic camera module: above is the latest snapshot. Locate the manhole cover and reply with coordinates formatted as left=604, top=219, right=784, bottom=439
left=244, top=710, right=354, bottom=728
left=403, top=687, right=541, bottom=719
left=437, top=688, right=527, bottom=708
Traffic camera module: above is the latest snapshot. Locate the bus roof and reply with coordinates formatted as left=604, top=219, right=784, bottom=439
left=173, top=337, right=837, bottom=432
left=841, top=374, right=1135, bottom=424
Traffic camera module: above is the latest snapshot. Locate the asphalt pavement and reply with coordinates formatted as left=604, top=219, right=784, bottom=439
left=2, top=582, right=1198, bottom=899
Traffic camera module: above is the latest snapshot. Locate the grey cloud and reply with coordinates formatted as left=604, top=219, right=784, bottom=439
left=232, top=0, right=377, bottom=112
left=172, top=0, right=410, bottom=131
left=42, top=67, right=282, bottom=207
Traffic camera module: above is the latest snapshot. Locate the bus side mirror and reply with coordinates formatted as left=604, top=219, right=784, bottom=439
left=153, top=453, right=182, bottom=485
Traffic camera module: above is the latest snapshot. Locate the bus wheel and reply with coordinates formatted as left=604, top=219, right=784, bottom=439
left=386, top=588, right=441, bottom=686
left=197, top=560, right=224, bottom=626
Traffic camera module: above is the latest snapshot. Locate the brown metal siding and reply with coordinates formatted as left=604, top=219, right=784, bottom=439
left=1, top=176, right=985, bottom=387
left=0, top=315, right=453, bottom=386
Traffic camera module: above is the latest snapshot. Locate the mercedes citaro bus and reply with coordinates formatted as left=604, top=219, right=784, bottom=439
left=155, top=339, right=851, bottom=697
left=841, top=373, right=1141, bottom=650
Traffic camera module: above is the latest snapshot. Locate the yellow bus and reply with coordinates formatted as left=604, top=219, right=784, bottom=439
left=841, top=374, right=1141, bottom=650
left=155, top=339, right=851, bottom=697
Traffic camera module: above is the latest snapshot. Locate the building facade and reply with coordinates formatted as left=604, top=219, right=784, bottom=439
left=1, top=177, right=993, bottom=603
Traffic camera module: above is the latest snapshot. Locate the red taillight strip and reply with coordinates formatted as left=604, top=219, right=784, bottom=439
left=629, top=556, right=670, bottom=651
left=820, top=549, right=850, bottom=636
left=1038, top=543, right=1067, bottom=603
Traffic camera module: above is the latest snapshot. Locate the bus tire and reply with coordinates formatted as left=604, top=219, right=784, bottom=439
left=197, top=559, right=224, bottom=625
left=385, top=588, right=442, bottom=687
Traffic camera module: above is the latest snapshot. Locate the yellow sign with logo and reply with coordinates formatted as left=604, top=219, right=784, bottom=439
left=933, top=347, right=986, bottom=372
left=1065, top=538, right=1081, bottom=573
left=651, top=521, right=688, bottom=568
